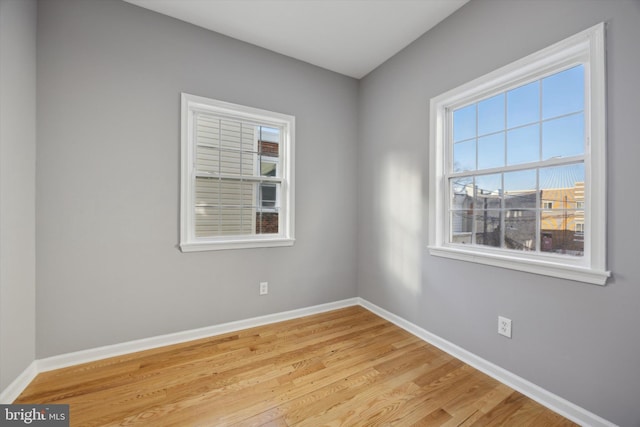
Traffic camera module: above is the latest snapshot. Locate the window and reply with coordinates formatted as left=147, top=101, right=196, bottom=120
left=429, top=23, right=609, bottom=285
left=180, top=93, right=295, bottom=251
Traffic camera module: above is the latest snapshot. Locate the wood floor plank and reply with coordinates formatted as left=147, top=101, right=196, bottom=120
left=230, top=342, right=429, bottom=426
left=15, top=306, right=576, bottom=426
left=412, top=408, right=453, bottom=426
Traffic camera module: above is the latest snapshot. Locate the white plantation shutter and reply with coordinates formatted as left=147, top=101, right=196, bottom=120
left=180, top=93, right=295, bottom=251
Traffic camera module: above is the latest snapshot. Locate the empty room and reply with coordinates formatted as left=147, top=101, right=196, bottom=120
left=1, top=0, right=639, bottom=425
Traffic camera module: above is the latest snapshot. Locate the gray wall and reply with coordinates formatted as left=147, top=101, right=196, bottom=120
left=36, top=0, right=359, bottom=357
left=0, top=0, right=37, bottom=391
left=357, top=0, right=640, bottom=425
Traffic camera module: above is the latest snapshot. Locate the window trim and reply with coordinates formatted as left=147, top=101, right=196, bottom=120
left=180, top=93, right=295, bottom=252
left=428, top=23, right=609, bottom=285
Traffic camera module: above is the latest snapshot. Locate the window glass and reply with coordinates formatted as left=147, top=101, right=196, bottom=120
left=478, top=94, right=504, bottom=136
left=542, top=65, right=584, bottom=119
left=507, top=124, right=539, bottom=165
left=507, top=81, right=539, bottom=128
left=453, top=139, right=476, bottom=172
left=477, top=133, right=504, bottom=170
left=453, top=104, right=476, bottom=142
left=542, top=113, right=584, bottom=160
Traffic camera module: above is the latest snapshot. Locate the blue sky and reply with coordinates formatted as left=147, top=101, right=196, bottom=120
left=452, top=65, right=585, bottom=193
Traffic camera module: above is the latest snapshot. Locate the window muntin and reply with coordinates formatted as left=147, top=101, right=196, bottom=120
left=429, top=23, right=609, bottom=285
left=181, top=94, right=294, bottom=251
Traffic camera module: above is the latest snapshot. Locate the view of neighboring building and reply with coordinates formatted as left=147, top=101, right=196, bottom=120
left=451, top=180, right=585, bottom=256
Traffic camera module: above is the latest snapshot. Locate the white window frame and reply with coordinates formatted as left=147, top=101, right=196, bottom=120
left=428, top=23, right=609, bottom=285
left=180, top=93, right=295, bottom=252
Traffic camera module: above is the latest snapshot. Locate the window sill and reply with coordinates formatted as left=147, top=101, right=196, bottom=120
left=428, top=245, right=610, bottom=285
left=181, top=238, right=295, bottom=252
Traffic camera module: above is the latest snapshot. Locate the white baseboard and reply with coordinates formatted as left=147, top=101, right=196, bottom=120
left=37, top=298, right=359, bottom=373
left=0, top=361, right=38, bottom=404
left=0, top=296, right=616, bottom=427
left=357, top=297, right=616, bottom=427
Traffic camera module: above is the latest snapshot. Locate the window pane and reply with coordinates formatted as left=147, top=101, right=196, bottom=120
left=196, top=115, right=221, bottom=148
left=218, top=180, right=255, bottom=207
left=219, top=120, right=253, bottom=151
left=260, top=184, right=277, bottom=208
left=507, top=124, right=539, bottom=165
left=539, top=163, right=585, bottom=256
left=194, top=178, right=254, bottom=231
left=542, top=65, right=584, bottom=120
left=260, top=159, right=277, bottom=177
left=475, top=210, right=501, bottom=248
left=478, top=94, right=505, bottom=136
left=194, top=204, right=257, bottom=237
left=258, top=126, right=280, bottom=159
left=195, top=176, right=219, bottom=206
left=450, top=176, right=474, bottom=245
left=477, top=132, right=504, bottom=170
left=540, top=163, right=584, bottom=207
left=542, top=113, right=584, bottom=160
left=453, top=104, right=476, bottom=142
left=195, top=145, right=219, bottom=174
left=504, top=169, right=537, bottom=209
left=195, top=118, right=263, bottom=177
left=475, top=174, right=502, bottom=209
left=258, top=126, right=280, bottom=143
left=507, top=81, right=539, bottom=128
left=217, top=206, right=255, bottom=236
left=450, top=177, right=474, bottom=209
left=194, top=205, right=219, bottom=237
left=453, top=139, right=476, bottom=172
left=540, top=210, right=584, bottom=256
left=217, top=148, right=256, bottom=176
left=257, top=210, right=279, bottom=235
left=505, top=210, right=536, bottom=251
left=451, top=211, right=473, bottom=244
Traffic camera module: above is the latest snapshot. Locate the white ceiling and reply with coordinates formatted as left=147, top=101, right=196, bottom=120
left=124, top=0, right=469, bottom=79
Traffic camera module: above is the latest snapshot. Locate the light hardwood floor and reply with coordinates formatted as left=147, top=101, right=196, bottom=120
left=16, top=306, right=576, bottom=426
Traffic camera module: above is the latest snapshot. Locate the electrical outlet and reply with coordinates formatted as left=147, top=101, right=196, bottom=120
left=498, top=316, right=512, bottom=338
left=259, top=281, right=268, bottom=295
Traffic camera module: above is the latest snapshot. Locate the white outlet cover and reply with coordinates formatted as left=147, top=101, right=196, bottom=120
left=498, top=316, right=512, bottom=338
left=259, top=282, right=268, bottom=295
